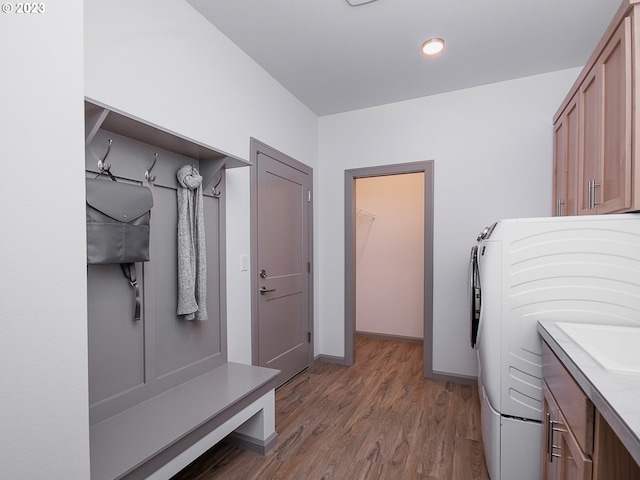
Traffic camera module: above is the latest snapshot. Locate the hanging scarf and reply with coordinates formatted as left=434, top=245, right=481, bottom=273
left=176, top=165, right=208, bottom=320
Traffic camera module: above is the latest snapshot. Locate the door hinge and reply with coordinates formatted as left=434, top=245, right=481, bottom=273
left=307, top=332, right=311, bottom=343
left=307, top=190, right=311, bottom=203
left=307, top=261, right=311, bottom=273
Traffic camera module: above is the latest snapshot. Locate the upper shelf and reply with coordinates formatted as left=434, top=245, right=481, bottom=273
left=84, top=99, right=251, bottom=169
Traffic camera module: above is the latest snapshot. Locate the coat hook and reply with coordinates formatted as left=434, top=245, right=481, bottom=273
left=212, top=172, right=223, bottom=197
left=97, top=139, right=113, bottom=172
left=145, top=153, right=158, bottom=183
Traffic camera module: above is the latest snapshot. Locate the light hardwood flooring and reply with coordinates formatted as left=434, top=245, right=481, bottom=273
left=172, top=336, right=490, bottom=480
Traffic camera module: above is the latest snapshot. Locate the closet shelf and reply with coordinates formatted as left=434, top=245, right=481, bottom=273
left=85, top=99, right=251, bottom=169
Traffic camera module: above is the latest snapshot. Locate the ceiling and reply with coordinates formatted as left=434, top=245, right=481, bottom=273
left=187, top=0, right=621, bottom=116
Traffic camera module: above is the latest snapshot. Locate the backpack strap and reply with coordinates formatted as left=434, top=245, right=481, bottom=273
left=120, top=263, right=141, bottom=321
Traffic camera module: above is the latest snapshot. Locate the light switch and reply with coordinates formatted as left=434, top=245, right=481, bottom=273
left=240, top=254, right=248, bottom=271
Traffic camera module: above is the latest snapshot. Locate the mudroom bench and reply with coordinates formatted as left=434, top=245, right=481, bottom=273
left=90, top=362, right=280, bottom=480
left=84, top=100, right=279, bottom=479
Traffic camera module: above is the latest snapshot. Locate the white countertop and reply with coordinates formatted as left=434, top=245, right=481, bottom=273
left=537, top=319, right=640, bottom=466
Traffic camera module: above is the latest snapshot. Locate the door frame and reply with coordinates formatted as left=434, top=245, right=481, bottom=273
left=250, top=138, right=314, bottom=369
left=344, top=161, right=434, bottom=378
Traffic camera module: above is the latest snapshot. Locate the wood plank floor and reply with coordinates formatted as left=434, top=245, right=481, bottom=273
left=172, top=337, right=490, bottom=480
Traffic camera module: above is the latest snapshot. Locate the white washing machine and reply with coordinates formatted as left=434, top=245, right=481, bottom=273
left=471, top=213, right=640, bottom=480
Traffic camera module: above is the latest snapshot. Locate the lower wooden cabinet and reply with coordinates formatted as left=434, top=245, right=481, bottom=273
left=542, top=380, right=592, bottom=480
left=542, top=341, right=640, bottom=480
left=592, top=412, right=640, bottom=480
left=541, top=384, right=561, bottom=480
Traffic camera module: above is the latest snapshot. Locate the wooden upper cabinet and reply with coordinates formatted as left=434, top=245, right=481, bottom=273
left=580, top=17, right=632, bottom=214
left=600, top=17, right=632, bottom=212
left=553, top=115, right=568, bottom=216
left=577, top=67, right=603, bottom=215
left=554, top=95, right=579, bottom=216
left=554, top=8, right=636, bottom=216
left=579, top=17, right=632, bottom=214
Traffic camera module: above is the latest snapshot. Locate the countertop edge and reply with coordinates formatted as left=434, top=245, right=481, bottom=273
left=537, top=320, right=640, bottom=467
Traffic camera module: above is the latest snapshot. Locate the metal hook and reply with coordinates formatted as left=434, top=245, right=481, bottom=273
left=97, top=139, right=113, bottom=172
left=212, top=172, right=223, bottom=197
left=145, top=153, right=158, bottom=183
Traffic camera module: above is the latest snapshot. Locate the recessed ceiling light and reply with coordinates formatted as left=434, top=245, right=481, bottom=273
left=421, top=38, right=445, bottom=56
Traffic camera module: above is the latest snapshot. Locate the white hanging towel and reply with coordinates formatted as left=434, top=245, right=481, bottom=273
left=176, top=165, right=208, bottom=320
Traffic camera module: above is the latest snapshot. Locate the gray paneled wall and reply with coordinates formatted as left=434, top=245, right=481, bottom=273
left=86, top=127, right=227, bottom=425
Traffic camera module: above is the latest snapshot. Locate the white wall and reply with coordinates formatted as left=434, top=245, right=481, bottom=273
left=318, top=68, right=582, bottom=377
left=356, top=174, right=424, bottom=338
left=0, top=2, right=90, bottom=479
left=84, top=0, right=320, bottom=363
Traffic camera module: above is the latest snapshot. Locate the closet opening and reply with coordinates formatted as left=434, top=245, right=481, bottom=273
left=344, top=162, right=434, bottom=378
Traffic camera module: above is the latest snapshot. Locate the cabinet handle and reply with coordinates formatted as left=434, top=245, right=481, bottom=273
left=556, top=199, right=564, bottom=216
left=587, top=179, right=601, bottom=209
left=546, top=413, right=553, bottom=460
left=592, top=180, right=601, bottom=207
left=548, top=419, right=566, bottom=463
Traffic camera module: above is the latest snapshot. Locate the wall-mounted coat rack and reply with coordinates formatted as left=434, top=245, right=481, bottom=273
left=85, top=99, right=250, bottom=170
left=84, top=98, right=256, bottom=480
left=212, top=172, right=223, bottom=197
left=85, top=99, right=249, bottom=198
left=97, top=139, right=113, bottom=173
left=145, top=153, right=158, bottom=183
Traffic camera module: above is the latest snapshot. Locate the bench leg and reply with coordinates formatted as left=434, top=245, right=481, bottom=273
left=227, top=389, right=278, bottom=455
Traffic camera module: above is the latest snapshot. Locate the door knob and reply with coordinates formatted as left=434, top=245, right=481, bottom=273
left=259, top=286, right=276, bottom=294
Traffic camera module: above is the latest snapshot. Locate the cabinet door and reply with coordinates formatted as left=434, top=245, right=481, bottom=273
left=593, top=411, right=640, bottom=480
left=542, top=383, right=561, bottom=480
left=543, top=381, right=593, bottom=480
left=559, top=409, right=593, bottom=480
left=598, top=17, right=632, bottom=213
left=565, top=99, right=580, bottom=216
left=554, top=112, right=567, bottom=216
left=553, top=96, right=579, bottom=216
left=578, top=66, right=602, bottom=215
left=578, top=18, right=632, bottom=215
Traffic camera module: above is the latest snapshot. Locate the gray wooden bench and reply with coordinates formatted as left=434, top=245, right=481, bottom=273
left=90, top=363, right=280, bottom=480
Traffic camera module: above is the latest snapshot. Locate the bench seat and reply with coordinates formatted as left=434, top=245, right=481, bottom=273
left=90, top=362, right=280, bottom=480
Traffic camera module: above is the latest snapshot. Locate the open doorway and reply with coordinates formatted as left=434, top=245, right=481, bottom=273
left=345, top=161, right=434, bottom=378
left=356, top=173, right=424, bottom=339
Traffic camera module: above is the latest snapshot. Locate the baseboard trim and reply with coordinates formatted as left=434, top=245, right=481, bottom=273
left=315, top=354, right=345, bottom=365
left=313, top=356, right=477, bottom=386
left=225, top=431, right=279, bottom=456
left=355, top=331, right=422, bottom=344
left=432, top=370, right=478, bottom=386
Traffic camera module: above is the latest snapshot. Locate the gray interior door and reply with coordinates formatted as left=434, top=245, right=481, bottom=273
left=254, top=146, right=312, bottom=386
